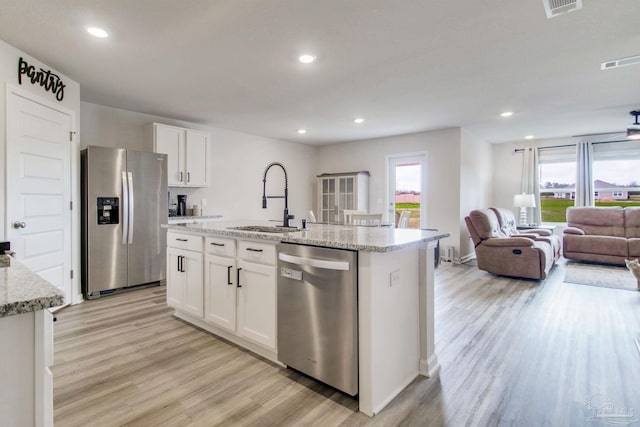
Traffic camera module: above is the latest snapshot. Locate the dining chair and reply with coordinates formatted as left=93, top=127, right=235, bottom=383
left=351, top=213, right=383, bottom=226
left=397, top=210, right=411, bottom=228
left=344, top=209, right=366, bottom=225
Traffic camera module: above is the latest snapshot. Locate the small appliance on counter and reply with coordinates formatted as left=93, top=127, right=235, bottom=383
left=177, top=195, right=187, bottom=216
left=0, top=241, right=12, bottom=268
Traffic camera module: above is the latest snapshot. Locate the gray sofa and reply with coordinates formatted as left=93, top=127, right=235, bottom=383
left=563, top=206, right=640, bottom=265
left=465, top=208, right=559, bottom=280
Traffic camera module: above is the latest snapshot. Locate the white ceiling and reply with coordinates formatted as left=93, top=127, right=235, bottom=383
left=1, top=0, right=639, bottom=145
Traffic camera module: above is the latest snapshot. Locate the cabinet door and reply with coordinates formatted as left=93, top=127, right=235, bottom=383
left=167, top=247, right=203, bottom=317
left=166, top=248, right=185, bottom=309
left=184, top=130, right=208, bottom=187
left=236, top=260, right=276, bottom=350
left=183, top=250, right=204, bottom=318
left=319, top=177, right=337, bottom=223
left=338, top=176, right=355, bottom=212
left=155, top=124, right=184, bottom=186
left=204, top=254, right=237, bottom=331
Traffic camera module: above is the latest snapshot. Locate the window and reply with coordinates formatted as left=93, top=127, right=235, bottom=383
left=538, top=146, right=576, bottom=222
left=592, top=141, right=640, bottom=207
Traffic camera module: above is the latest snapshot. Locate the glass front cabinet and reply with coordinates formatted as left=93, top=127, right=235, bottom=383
left=317, top=171, right=370, bottom=224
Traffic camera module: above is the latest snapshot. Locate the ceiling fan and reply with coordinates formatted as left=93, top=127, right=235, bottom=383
left=628, top=110, right=640, bottom=140
left=573, top=109, right=640, bottom=141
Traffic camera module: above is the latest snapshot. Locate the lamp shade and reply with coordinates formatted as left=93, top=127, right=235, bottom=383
left=513, top=193, right=536, bottom=208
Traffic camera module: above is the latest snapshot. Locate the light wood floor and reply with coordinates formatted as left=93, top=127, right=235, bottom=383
left=53, top=259, right=640, bottom=426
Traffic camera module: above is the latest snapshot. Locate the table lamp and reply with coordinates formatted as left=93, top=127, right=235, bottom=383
left=513, top=193, right=536, bottom=226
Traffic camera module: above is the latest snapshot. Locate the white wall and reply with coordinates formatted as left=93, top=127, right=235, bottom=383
left=81, top=102, right=317, bottom=226
left=460, top=129, right=493, bottom=259
left=316, top=128, right=463, bottom=252
left=0, top=39, right=81, bottom=241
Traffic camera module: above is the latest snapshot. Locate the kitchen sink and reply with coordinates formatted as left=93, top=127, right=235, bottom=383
left=228, top=225, right=300, bottom=233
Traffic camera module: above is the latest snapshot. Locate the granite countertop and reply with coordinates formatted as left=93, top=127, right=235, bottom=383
left=167, top=214, right=223, bottom=224
left=163, top=220, right=449, bottom=252
left=0, top=259, right=65, bottom=318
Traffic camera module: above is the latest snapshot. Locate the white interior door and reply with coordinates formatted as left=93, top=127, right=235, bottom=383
left=6, top=91, right=73, bottom=300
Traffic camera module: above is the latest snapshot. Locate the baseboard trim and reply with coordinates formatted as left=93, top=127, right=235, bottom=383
left=419, top=354, right=441, bottom=378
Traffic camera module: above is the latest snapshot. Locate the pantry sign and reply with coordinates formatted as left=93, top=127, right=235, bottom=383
left=17, top=57, right=65, bottom=101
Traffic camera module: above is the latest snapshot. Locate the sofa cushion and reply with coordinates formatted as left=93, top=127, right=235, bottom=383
left=629, top=238, right=640, bottom=258
left=624, top=207, right=640, bottom=238
left=566, top=207, right=625, bottom=237
left=491, top=207, right=519, bottom=235
left=563, top=234, right=628, bottom=257
left=469, top=209, right=507, bottom=239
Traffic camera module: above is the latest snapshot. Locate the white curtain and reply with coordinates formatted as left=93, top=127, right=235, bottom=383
left=521, top=147, right=541, bottom=225
left=575, top=141, right=594, bottom=207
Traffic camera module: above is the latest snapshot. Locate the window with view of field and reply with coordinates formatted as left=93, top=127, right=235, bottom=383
left=538, top=142, right=640, bottom=223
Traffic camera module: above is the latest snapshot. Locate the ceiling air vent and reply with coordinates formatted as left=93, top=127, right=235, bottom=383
left=543, top=0, right=583, bottom=18
left=601, top=54, right=640, bottom=71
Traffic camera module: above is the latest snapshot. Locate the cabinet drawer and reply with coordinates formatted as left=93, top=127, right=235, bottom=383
left=205, top=236, right=236, bottom=257
left=167, top=232, right=203, bottom=251
left=238, top=240, right=276, bottom=265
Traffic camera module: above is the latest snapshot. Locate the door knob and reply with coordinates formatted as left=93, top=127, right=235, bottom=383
left=12, top=221, right=26, bottom=229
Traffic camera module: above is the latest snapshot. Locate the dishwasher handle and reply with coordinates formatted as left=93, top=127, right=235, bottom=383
left=278, top=252, right=350, bottom=271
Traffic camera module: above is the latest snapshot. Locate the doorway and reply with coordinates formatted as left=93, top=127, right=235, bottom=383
left=387, top=153, right=427, bottom=228
left=6, top=87, right=75, bottom=301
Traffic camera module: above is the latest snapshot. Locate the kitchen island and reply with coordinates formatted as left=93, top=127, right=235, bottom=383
left=1, top=259, right=65, bottom=427
left=162, top=221, right=449, bottom=416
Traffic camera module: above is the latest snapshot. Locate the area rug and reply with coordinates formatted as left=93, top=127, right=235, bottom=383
left=564, top=261, right=639, bottom=291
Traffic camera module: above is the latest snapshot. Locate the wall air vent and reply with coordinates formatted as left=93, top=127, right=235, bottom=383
left=543, top=0, right=582, bottom=18
left=601, top=54, right=640, bottom=71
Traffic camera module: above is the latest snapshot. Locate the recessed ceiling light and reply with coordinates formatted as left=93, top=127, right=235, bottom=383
left=87, top=27, right=108, bottom=38
left=297, top=129, right=307, bottom=134
left=500, top=111, right=514, bottom=117
left=354, top=118, right=365, bottom=124
left=298, top=54, right=316, bottom=64
left=524, top=135, right=534, bottom=140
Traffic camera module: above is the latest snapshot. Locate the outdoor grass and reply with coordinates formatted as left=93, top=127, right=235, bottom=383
left=395, top=203, right=420, bottom=209
left=541, top=197, right=640, bottom=222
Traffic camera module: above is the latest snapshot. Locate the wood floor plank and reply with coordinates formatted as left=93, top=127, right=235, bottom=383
left=53, top=259, right=640, bottom=426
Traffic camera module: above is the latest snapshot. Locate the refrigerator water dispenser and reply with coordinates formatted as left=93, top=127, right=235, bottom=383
left=97, top=197, right=119, bottom=224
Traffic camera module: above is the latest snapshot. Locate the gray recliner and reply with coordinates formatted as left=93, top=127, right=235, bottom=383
left=465, top=208, right=556, bottom=280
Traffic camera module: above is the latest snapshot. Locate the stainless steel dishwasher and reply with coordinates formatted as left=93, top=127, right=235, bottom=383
left=277, top=243, right=358, bottom=396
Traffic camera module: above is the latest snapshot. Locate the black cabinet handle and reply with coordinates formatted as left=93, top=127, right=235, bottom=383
left=246, top=248, right=263, bottom=253
left=211, top=242, right=225, bottom=247
left=187, top=172, right=191, bottom=182
left=227, top=265, right=233, bottom=285
left=177, top=255, right=181, bottom=272
left=237, top=267, right=242, bottom=288
left=179, top=171, right=184, bottom=182
left=176, top=238, right=188, bottom=242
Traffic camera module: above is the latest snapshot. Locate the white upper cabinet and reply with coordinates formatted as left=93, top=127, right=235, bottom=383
left=184, top=129, right=208, bottom=186
left=146, top=123, right=209, bottom=187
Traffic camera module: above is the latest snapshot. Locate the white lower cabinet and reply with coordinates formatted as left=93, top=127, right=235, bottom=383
left=167, top=233, right=204, bottom=318
left=168, top=233, right=277, bottom=353
left=237, top=259, right=276, bottom=349
left=204, top=254, right=237, bottom=331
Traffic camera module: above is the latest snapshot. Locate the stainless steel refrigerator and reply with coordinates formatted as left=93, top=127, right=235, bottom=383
left=81, top=146, right=168, bottom=299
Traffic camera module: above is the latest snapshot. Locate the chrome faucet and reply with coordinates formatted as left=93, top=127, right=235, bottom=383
left=262, top=162, right=295, bottom=227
